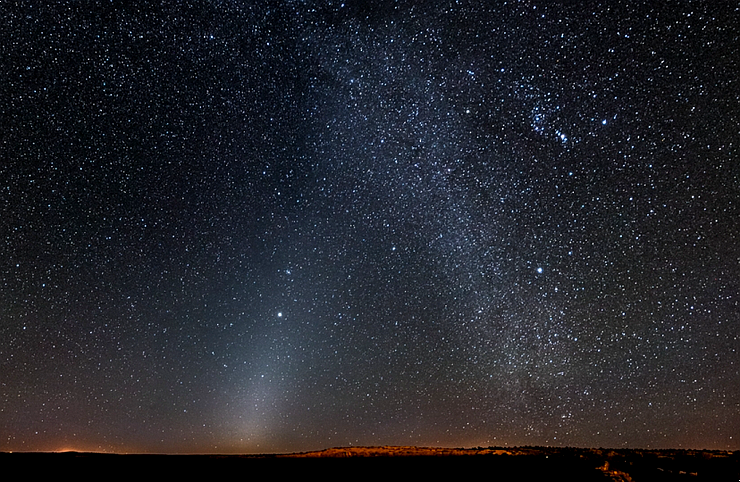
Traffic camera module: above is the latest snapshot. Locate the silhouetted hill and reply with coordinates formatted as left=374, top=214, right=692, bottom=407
left=1, top=446, right=737, bottom=481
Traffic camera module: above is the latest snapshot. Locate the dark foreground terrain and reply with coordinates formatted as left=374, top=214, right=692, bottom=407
left=3, top=446, right=738, bottom=481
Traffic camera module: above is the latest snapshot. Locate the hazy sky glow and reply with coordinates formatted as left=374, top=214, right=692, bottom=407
left=1, top=1, right=739, bottom=454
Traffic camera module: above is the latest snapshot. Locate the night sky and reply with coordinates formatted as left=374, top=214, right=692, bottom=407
left=2, top=1, right=739, bottom=454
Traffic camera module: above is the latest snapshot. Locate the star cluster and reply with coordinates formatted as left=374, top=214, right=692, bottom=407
left=1, top=1, right=738, bottom=453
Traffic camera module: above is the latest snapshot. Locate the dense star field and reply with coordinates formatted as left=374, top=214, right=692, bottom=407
left=1, top=1, right=739, bottom=454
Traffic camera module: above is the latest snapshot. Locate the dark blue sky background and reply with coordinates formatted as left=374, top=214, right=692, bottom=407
left=1, top=1, right=738, bottom=453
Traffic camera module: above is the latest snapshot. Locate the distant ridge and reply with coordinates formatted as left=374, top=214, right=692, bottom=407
left=280, top=445, right=737, bottom=458
left=275, top=445, right=739, bottom=480
left=283, top=446, right=516, bottom=457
